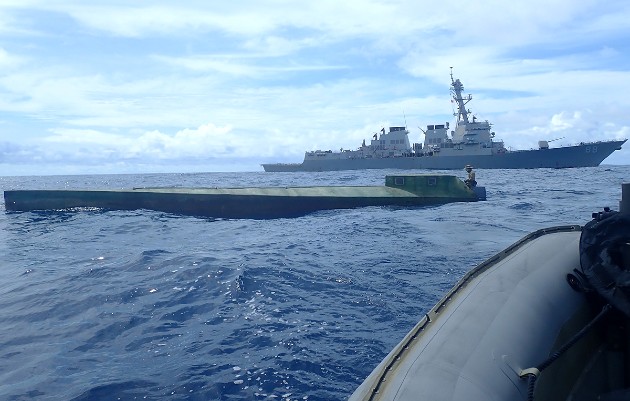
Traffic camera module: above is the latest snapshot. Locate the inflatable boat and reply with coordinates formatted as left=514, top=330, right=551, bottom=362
left=349, top=183, right=630, bottom=401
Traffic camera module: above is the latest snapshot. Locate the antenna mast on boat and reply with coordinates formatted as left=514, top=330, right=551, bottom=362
left=450, top=67, right=472, bottom=125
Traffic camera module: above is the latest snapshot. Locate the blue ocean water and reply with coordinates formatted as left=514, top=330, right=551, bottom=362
left=0, top=166, right=628, bottom=401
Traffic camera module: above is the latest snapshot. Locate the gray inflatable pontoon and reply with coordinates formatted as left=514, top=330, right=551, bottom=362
left=350, top=184, right=630, bottom=401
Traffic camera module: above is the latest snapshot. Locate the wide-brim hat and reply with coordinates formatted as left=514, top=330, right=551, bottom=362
left=464, top=164, right=473, bottom=169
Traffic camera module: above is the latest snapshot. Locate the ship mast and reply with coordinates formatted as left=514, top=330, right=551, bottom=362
left=450, top=67, right=472, bottom=125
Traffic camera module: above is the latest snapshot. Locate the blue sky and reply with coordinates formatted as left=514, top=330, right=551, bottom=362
left=1, top=0, right=629, bottom=176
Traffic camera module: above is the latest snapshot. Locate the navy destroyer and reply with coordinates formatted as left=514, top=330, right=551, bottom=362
left=262, top=70, right=626, bottom=172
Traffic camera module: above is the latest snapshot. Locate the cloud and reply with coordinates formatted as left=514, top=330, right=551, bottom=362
left=38, top=123, right=235, bottom=160
left=549, top=112, right=581, bottom=132
left=0, top=47, right=24, bottom=69
left=152, top=54, right=348, bottom=77
left=55, top=5, right=270, bottom=37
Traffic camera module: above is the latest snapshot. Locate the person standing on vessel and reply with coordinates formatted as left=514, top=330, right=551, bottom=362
left=465, top=165, right=477, bottom=188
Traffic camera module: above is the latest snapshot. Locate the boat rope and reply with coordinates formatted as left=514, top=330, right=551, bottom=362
left=520, top=303, right=612, bottom=401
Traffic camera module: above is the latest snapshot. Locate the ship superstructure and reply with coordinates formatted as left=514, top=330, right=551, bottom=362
left=262, top=70, right=625, bottom=172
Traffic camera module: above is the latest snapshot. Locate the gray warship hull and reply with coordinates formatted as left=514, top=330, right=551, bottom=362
left=262, top=140, right=626, bottom=172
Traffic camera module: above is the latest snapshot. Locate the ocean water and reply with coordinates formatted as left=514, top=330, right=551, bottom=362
left=0, top=166, right=628, bottom=401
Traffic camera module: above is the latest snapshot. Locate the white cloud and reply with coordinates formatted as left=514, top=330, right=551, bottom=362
left=242, top=36, right=317, bottom=57
left=40, top=123, right=237, bottom=160
left=0, top=47, right=24, bottom=69
left=152, top=54, right=348, bottom=77
left=549, top=112, right=581, bottom=132
left=53, top=4, right=273, bottom=37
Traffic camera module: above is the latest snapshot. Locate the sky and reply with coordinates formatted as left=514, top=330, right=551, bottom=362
left=0, top=0, right=629, bottom=176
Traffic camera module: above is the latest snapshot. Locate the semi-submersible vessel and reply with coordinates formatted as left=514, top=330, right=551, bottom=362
left=262, top=71, right=626, bottom=172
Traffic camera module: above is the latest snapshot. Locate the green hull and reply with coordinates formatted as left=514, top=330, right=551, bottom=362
left=4, top=175, right=484, bottom=219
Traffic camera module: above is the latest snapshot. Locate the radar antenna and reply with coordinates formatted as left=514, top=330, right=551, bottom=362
left=449, top=67, right=472, bottom=125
